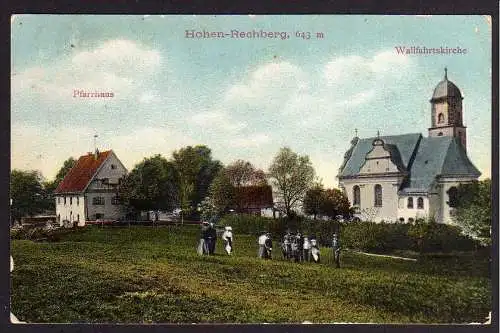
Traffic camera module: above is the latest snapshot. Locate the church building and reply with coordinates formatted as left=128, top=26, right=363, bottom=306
left=337, top=69, right=481, bottom=224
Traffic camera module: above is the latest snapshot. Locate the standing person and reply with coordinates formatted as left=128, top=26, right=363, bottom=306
left=303, top=236, right=311, bottom=262
left=258, top=232, right=267, bottom=258
left=264, top=232, right=273, bottom=259
left=310, top=235, right=320, bottom=263
left=198, top=221, right=210, bottom=255
left=296, top=232, right=304, bottom=262
left=332, top=233, right=341, bottom=268
left=208, top=222, right=217, bottom=255
left=222, top=226, right=233, bottom=255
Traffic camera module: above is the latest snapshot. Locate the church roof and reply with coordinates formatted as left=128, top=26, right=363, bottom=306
left=431, top=69, right=462, bottom=100
left=339, top=133, right=422, bottom=177
left=338, top=134, right=481, bottom=194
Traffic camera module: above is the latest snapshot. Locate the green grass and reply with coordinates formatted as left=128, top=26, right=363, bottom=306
left=10, top=225, right=491, bottom=323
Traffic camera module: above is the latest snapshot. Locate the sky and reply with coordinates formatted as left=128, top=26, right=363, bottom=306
left=11, top=15, right=492, bottom=188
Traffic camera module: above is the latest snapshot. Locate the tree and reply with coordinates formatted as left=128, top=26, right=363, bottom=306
left=225, top=160, right=267, bottom=187
left=320, top=188, right=352, bottom=220
left=208, top=171, right=236, bottom=214
left=268, top=147, right=315, bottom=218
left=43, top=157, right=77, bottom=211
left=10, top=170, right=46, bottom=224
left=54, top=157, right=77, bottom=186
left=118, top=155, right=178, bottom=213
left=172, top=145, right=222, bottom=220
left=450, top=179, right=491, bottom=245
left=303, top=182, right=324, bottom=220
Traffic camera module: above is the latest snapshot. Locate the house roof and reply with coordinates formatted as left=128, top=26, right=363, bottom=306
left=235, top=185, right=273, bottom=209
left=338, top=133, right=481, bottom=194
left=339, top=133, right=422, bottom=177
left=55, top=150, right=112, bottom=194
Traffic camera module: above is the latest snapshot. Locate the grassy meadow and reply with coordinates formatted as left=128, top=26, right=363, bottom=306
left=10, top=225, right=491, bottom=323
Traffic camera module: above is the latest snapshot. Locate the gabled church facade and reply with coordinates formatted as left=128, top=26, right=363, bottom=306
left=337, top=70, right=481, bottom=224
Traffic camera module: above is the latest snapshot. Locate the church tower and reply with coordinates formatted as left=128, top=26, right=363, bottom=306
left=428, top=68, right=467, bottom=150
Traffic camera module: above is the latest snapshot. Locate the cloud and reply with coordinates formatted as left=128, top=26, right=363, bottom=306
left=191, top=110, right=247, bottom=132
left=12, top=39, right=162, bottom=103
left=229, top=133, right=270, bottom=148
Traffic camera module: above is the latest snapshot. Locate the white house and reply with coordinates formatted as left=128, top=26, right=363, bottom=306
left=54, top=150, right=127, bottom=226
left=337, top=69, right=481, bottom=224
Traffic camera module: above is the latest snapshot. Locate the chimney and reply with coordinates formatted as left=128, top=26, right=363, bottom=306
left=94, top=148, right=100, bottom=160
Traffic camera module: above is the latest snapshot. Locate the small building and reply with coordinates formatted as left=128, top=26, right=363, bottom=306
left=234, top=185, right=274, bottom=216
left=54, top=150, right=127, bottom=226
left=337, top=69, right=481, bottom=224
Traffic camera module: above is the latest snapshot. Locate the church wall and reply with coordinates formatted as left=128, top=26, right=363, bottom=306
left=340, top=177, right=401, bottom=223
left=437, top=177, right=476, bottom=224
left=429, top=127, right=454, bottom=137
left=396, top=195, right=430, bottom=222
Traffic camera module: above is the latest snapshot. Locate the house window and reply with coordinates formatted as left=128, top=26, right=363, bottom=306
left=417, top=197, right=424, bottom=209
left=447, top=186, right=458, bottom=207
left=437, top=132, right=443, bottom=136
left=408, top=218, right=415, bottom=223
left=77, top=214, right=80, bottom=222
left=407, top=197, right=414, bottom=209
left=438, top=113, right=444, bottom=124
left=111, top=196, right=120, bottom=205
left=353, top=186, right=360, bottom=206
left=64, top=197, right=67, bottom=205
left=58, top=197, right=61, bottom=204
left=374, top=184, right=382, bottom=207
left=111, top=164, right=117, bottom=169
left=92, top=196, right=105, bottom=205
left=77, top=197, right=79, bottom=206
left=70, top=197, right=72, bottom=205
left=399, top=217, right=405, bottom=223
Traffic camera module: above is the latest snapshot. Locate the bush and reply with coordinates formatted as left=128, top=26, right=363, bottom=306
left=10, top=226, right=82, bottom=242
left=218, top=214, right=284, bottom=236
left=408, top=220, right=480, bottom=253
left=341, top=221, right=412, bottom=253
left=218, top=215, right=483, bottom=253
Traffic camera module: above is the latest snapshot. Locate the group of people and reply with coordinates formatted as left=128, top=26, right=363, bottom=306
left=197, top=222, right=233, bottom=256
left=257, top=231, right=341, bottom=267
left=280, top=231, right=321, bottom=263
left=197, top=222, right=340, bottom=267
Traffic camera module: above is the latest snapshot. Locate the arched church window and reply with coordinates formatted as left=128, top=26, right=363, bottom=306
left=417, top=197, right=424, bottom=209
left=374, top=184, right=382, bottom=207
left=353, top=185, right=360, bottom=206
left=407, top=197, right=413, bottom=208
left=447, top=186, right=458, bottom=207
left=438, top=113, right=444, bottom=124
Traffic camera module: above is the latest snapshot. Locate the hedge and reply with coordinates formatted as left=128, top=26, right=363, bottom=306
left=218, top=214, right=482, bottom=253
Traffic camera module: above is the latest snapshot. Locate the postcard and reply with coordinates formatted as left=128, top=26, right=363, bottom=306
left=9, top=14, right=493, bottom=325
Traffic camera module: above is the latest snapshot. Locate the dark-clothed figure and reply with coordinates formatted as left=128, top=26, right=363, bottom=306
left=282, top=232, right=292, bottom=259
left=198, top=221, right=210, bottom=255
left=208, top=222, right=217, bottom=255
left=264, top=233, right=273, bottom=259
left=296, top=233, right=304, bottom=262
left=332, top=233, right=340, bottom=268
